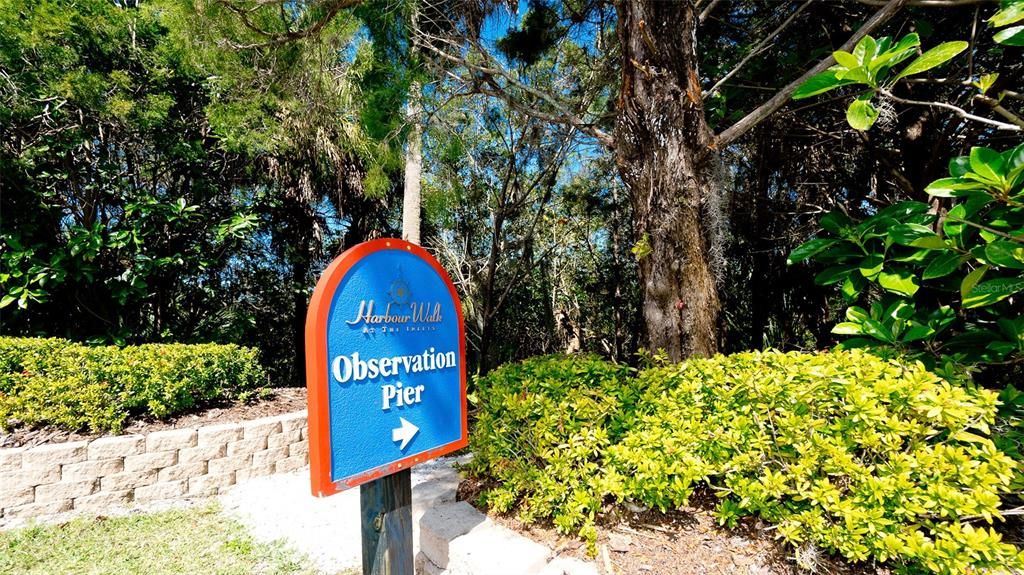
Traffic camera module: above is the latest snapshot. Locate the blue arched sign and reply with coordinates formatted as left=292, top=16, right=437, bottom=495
left=305, top=238, right=467, bottom=496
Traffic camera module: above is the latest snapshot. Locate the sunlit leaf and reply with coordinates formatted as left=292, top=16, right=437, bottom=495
left=892, top=41, right=968, bottom=82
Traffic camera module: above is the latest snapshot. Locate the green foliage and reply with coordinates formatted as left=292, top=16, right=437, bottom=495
left=611, top=350, right=1019, bottom=574
left=496, top=0, right=565, bottom=66
left=468, top=351, right=1022, bottom=573
left=0, top=337, right=267, bottom=433
left=789, top=144, right=1024, bottom=368
left=466, top=354, right=637, bottom=547
left=990, top=0, right=1024, bottom=46
left=793, top=33, right=967, bottom=130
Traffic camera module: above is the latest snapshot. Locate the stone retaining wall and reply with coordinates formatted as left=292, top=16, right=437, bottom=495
left=0, top=411, right=308, bottom=521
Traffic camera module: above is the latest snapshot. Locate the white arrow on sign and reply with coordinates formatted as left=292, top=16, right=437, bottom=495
left=392, top=417, right=419, bottom=451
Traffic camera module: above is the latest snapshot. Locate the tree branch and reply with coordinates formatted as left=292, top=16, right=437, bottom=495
left=704, top=0, right=814, bottom=98
left=857, top=0, right=994, bottom=5
left=973, top=94, right=1024, bottom=129
left=715, top=0, right=908, bottom=148
left=415, top=31, right=614, bottom=147
left=698, top=0, right=723, bottom=23
left=216, top=0, right=361, bottom=49
left=879, top=89, right=1023, bottom=131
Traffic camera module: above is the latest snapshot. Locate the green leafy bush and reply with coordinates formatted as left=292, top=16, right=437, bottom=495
left=468, top=350, right=1023, bottom=574
left=0, top=337, right=267, bottom=433
left=788, top=143, right=1024, bottom=371
left=466, top=354, right=637, bottom=544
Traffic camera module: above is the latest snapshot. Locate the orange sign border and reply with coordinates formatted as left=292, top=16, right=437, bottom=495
left=305, top=238, right=468, bottom=496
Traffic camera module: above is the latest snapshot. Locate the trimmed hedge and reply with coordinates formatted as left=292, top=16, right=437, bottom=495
left=468, top=350, right=1023, bottom=574
left=0, top=337, right=267, bottom=433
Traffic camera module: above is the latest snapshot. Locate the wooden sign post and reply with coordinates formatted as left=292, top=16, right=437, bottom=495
left=305, top=238, right=467, bottom=575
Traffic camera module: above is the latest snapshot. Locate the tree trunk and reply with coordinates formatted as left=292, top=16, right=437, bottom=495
left=403, top=80, right=423, bottom=245
left=615, top=0, right=720, bottom=361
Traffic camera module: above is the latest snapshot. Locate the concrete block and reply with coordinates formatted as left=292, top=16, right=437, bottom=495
left=446, top=522, right=551, bottom=575
left=278, top=411, right=307, bottom=432
left=235, top=463, right=274, bottom=483
left=74, top=489, right=132, bottom=511
left=267, top=429, right=302, bottom=449
left=146, top=429, right=197, bottom=452
left=134, top=479, right=186, bottom=502
left=241, top=418, right=282, bottom=440
left=188, top=472, right=235, bottom=496
left=227, top=437, right=266, bottom=457
left=62, top=458, right=123, bottom=481
left=178, top=444, right=226, bottom=464
left=208, top=454, right=251, bottom=474
left=101, top=469, right=158, bottom=491
left=197, top=422, right=242, bottom=447
left=157, top=462, right=207, bottom=482
left=36, top=479, right=96, bottom=503
left=0, top=486, right=34, bottom=508
left=4, top=499, right=71, bottom=518
left=0, top=447, right=26, bottom=469
left=124, top=450, right=176, bottom=472
left=275, top=455, right=306, bottom=474
left=0, top=464, right=60, bottom=486
left=251, top=446, right=288, bottom=468
left=419, top=501, right=489, bottom=568
left=416, top=551, right=446, bottom=575
left=288, top=440, right=309, bottom=458
left=87, top=435, right=144, bottom=460
left=537, top=558, right=600, bottom=575
left=22, top=442, right=88, bottom=467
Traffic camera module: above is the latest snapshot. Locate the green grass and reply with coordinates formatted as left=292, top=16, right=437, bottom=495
left=0, top=504, right=330, bottom=575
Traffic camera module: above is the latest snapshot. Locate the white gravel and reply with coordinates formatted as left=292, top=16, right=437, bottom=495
left=218, top=457, right=463, bottom=575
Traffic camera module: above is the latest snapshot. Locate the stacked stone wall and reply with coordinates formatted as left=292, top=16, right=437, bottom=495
left=0, top=411, right=308, bottom=520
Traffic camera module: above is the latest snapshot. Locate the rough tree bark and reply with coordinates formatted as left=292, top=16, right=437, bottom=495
left=615, top=0, right=720, bottom=360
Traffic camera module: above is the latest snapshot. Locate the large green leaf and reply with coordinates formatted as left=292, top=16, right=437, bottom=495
left=902, top=322, right=936, bottom=343
left=961, top=265, right=989, bottom=298
left=792, top=70, right=855, bottom=99
left=787, top=238, right=837, bottom=264
left=944, top=204, right=969, bottom=244
left=846, top=306, right=870, bottom=323
left=964, top=277, right=1024, bottom=308
left=925, top=177, right=986, bottom=197
left=852, top=35, right=878, bottom=63
left=878, top=268, right=920, bottom=296
left=833, top=50, right=861, bottom=69
left=1006, top=143, right=1024, bottom=173
left=842, top=273, right=867, bottom=301
left=994, top=25, right=1024, bottom=46
left=858, top=254, right=884, bottom=279
left=990, top=1, right=1024, bottom=27
left=890, top=223, right=944, bottom=247
left=867, top=33, right=920, bottom=74
left=969, top=147, right=1005, bottom=183
left=861, top=318, right=895, bottom=342
left=832, top=322, right=863, bottom=335
left=820, top=211, right=854, bottom=235
left=949, top=156, right=971, bottom=177
left=846, top=98, right=879, bottom=131
left=815, top=265, right=855, bottom=286
left=984, top=241, right=1024, bottom=269
left=923, top=251, right=962, bottom=279
left=892, top=41, right=969, bottom=82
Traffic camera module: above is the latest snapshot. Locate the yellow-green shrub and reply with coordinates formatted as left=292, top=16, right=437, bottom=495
left=0, top=337, right=267, bottom=433
left=468, top=350, right=1023, bottom=574
left=467, top=354, right=637, bottom=543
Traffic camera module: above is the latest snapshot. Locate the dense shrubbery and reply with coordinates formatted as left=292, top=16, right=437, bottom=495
left=468, top=351, right=1023, bottom=574
left=0, top=337, right=267, bottom=433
